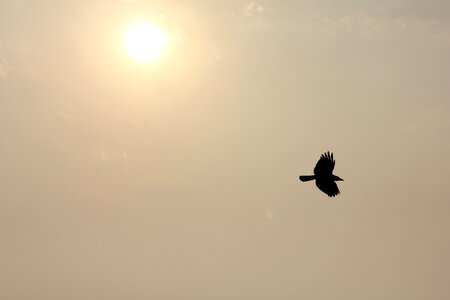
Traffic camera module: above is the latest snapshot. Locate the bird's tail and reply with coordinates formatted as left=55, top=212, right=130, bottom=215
left=299, top=175, right=315, bottom=182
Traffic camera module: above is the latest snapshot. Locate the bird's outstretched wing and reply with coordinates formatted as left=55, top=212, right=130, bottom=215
left=316, top=179, right=340, bottom=197
left=314, top=151, right=335, bottom=176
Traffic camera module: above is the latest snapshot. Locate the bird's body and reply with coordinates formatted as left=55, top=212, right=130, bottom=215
left=299, top=151, right=343, bottom=197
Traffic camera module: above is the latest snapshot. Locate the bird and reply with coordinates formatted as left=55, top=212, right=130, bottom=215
left=299, top=151, right=343, bottom=197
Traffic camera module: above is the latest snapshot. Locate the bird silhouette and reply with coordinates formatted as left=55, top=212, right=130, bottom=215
left=299, top=151, right=343, bottom=197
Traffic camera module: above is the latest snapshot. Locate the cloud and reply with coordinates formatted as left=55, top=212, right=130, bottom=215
left=301, top=11, right=450, bottom=40
left=0, top=55, right=11, bottom=78
left=265, top=209, right=275, bottom=221
left=58, top=111, right=75, bottom=121
left=243, top=2, right=265, bottom=17
left=235, top=4, right=450, bottom=41
left=94, top=148, right=133, bottom=166
left=99, top=149, right=111, bottom=163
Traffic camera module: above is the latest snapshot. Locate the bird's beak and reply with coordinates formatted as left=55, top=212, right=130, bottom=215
left=337, top=177, right=344, bottom=181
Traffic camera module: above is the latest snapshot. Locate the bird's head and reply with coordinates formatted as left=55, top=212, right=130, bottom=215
left=333, top=175, right=344, bottom=181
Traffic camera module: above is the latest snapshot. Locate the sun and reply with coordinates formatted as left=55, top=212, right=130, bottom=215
left=124, top=21, right=168, bottom=63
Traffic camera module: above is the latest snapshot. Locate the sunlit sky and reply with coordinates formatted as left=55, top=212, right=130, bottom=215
left=1, top=1, right=450, bottom=299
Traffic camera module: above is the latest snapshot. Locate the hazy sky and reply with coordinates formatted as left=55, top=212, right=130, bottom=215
left=1, top=1, right=450, bottom=299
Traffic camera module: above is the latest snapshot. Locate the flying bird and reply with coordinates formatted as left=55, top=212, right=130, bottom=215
left=299, top=151, right=343, bottom=197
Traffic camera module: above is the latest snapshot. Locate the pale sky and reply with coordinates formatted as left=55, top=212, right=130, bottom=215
left=1, top=1, right=450, bottom=299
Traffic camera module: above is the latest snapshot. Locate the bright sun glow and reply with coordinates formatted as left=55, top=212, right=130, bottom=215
left=124, top=21, right=168, bottom=63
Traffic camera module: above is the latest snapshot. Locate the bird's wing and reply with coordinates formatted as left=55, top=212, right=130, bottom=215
left=313, top=151, right=335, bottom=175
left=315, top=179, right=340, bottom=197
